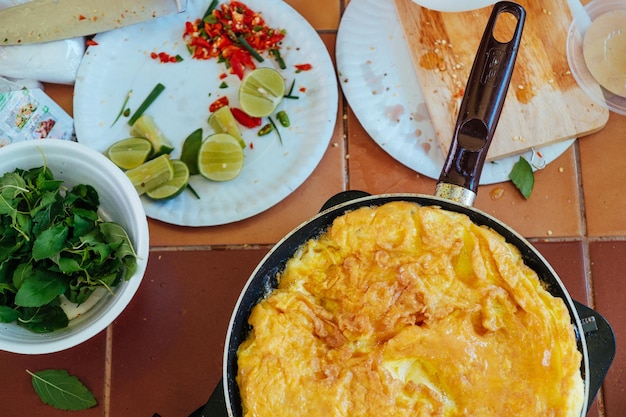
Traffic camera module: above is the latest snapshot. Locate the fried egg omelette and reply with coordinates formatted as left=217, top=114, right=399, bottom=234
left=237, top=201, right=584, bottom=417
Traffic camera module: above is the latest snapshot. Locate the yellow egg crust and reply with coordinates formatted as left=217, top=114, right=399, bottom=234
left=237, top=201, right=584, bottom=417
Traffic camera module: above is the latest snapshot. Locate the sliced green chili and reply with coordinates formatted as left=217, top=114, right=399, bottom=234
left=258, top=123, right=273, bottom=136
left=276, top=110, right=290, bottom=127
left=128, top=83, right=166, bottom=126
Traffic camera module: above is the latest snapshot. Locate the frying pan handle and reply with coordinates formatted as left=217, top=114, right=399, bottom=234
left=574, top=301, right=616, bottom=410
left=436, top=1, right=525, bottom=206
left=189, top=378, right=228, bottom=417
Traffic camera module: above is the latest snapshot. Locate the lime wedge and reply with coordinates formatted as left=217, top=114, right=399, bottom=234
left=238, top=68, right=285, bottom=118
left=130, top=114, right=174, bottom=157
left=208, top=106, right=246, bottom=148
left=180, top=128, right=203, bottom=175
left=125, top=154, right=174, bottom=195
left=198, top=133, right=245, bottom=182
left=146, top=160, right=190, bottom=200
left=107, top=137, right=152, bottom=170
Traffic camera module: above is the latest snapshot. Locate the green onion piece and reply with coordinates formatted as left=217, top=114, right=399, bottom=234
left=237, top=35, right=264, bottom=63
left=203, top=0, right=218, bottom=19
left=186, top=184, right=201, bottom=200
left=268, top=116, right=283, bottom=146
left=270, top=48, right=286, bottom=69
left=128, top=83, right=166, bottom=126
left=286, top=79, right=295, bottom=95
left=284, top=79, right=299, bottom=99
left=111, top=90, right=132, bottom=126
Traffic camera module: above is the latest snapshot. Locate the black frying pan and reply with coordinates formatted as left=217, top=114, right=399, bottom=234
left=192, top=2, right=615, bottom=416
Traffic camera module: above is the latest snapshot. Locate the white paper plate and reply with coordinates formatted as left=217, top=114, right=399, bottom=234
left=74, top=0, right=337, bottom=226
left=409, top=0, right=496, bottom=12
left=336, top=0, right=574, bottom=184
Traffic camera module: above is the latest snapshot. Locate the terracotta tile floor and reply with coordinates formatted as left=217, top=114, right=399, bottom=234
left=1, top=0, right=624, bottom=416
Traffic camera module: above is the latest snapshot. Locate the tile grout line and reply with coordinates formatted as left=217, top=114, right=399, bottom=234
left=572, top=140, right=595, bottom=308
left=103, top=325, right=113, bottom=417
left=573, top=136, right=608, bottom=417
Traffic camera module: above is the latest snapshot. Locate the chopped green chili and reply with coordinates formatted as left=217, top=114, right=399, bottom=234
left=276, top=110, right=290, bottom=127
left=258, top=123, right=273, bottom=136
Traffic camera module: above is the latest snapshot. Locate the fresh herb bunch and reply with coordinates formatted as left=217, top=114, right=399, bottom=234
left=0, top=165, right=138, bottom=333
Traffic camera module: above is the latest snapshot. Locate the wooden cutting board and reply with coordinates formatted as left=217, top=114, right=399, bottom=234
left=393, top=0, right=609, bottom=161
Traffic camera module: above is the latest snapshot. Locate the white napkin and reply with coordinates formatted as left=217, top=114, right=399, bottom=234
left=0, top=0, right=85, bottom=84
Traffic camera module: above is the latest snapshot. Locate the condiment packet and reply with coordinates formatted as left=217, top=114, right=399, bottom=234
left=0, top=78, right=74, bottom=146
left=0, top=0, right=85, bottom=84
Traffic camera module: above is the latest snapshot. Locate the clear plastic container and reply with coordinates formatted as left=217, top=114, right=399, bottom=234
left=566, top=0, right=626, bottom=115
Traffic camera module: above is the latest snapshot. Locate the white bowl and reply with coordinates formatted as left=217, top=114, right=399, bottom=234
left=0, top=139, right=149, bottom=354
left=410, top=0, right=496, bottom=12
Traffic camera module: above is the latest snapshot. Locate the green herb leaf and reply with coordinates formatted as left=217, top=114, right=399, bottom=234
left=32, top=224, right=68, bottom=261
left=509, top=157, right=535, bottom=199
left=14, top=269, right=67, bottom=307
left=28, top=369, right=97, bottom=411
left=100, top=222, right=137, bottom=260
left=0, top=305, right=19, bottom=323
left=19, top=305, right=68, bottom=332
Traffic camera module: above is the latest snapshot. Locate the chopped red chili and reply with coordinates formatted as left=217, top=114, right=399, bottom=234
left=294, top=63, right=313, bottom=72
left=182, top=0, right=285, bottom=79
left=231, top=107, right=262, bottom=128
left=209, top=96, right=229, bottom=112
left=86, top=39, right=99, bottom=46
left=150, top=51, right=183, bottom=63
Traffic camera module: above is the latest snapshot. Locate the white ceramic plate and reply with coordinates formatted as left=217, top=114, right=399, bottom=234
left=74, top=0, right=337, bottom=226
left=336, top=0, right=574, bottom=184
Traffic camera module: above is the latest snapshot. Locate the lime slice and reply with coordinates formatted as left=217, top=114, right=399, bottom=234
left=146, top=160, right=190, bottom=200
left=238, top=67, right=285, bottom=118
left=198, top=133, right=245, bottom=182
left=107, top=137, right=152, bottom=170
left=125, top=154, right=174, bottom=195
left=180, top=128, right=203, bottom=175
left=208, top=106, right=246, bottom=148
left=130, top=114, right=175, bottom=157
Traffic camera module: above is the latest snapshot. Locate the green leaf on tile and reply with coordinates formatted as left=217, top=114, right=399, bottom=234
left=509, top=156, right=534, bottom=199
left=27, top=369, right=97, bottom=411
